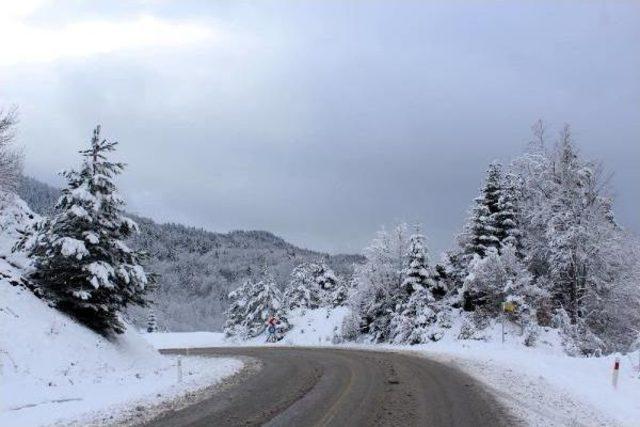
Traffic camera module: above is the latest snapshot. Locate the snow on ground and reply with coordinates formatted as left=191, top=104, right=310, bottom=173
left=145, top=331, right=228, bottom=350
left=147, top=307, right=349, bottom=350
left=147, top=308, right=640, bottom=426
left=0, top=195, right=243, bottom=426
left=277, top=306, right=349, bottom=346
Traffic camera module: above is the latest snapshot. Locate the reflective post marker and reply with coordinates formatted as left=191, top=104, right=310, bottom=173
left=177, top=356, right=183, bottom=383
left=612, top=357, right=620, bottom=389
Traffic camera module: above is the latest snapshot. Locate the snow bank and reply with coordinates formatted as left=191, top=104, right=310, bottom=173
left=145, top=331, right=228, bottom=350
left=411, top=337, right=640, bottom=426
left=146, top=307, right=351, bottom=350
left=279, top=306, right=350, bottom=346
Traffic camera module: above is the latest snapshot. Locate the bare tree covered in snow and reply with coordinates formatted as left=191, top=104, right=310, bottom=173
left=0, top=107, right=23, bottom=193
left=511, top=123, right=640, bottom=353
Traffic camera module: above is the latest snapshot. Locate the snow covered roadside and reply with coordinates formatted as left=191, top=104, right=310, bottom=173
left=408, top=341, right=640, bottom=426
left=382, top=323, right=640, bottom=426
left=0, top=276, right=243, bottom=427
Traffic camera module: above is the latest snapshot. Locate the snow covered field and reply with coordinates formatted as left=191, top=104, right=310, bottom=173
left=146, top=307, right=640, bottom=427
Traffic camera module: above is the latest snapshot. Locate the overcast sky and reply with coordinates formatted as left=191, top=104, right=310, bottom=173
left=1, top=0, right=638, bottom=255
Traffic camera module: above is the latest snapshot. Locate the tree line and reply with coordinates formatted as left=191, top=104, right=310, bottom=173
left=225, top=122, right=640, bottom=355
left=2, top=110, right=638, bottom=353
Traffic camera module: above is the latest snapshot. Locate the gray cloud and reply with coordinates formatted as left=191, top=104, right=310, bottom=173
left=1, top=0, right=639, bottom=254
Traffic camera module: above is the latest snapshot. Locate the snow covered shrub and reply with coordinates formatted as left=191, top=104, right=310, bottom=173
left=331, top=326, right=343, bottom=344
left=552, top=309, right=604, bottom=356
left=457, top=319, right=480, bottom=340
left=17, top=126, right=154, bottom=335
left=340, top=310, right=361, bottom=341
left=457, top=314, right=490, bottom=341
left=523, top=323, right=539, bottom=347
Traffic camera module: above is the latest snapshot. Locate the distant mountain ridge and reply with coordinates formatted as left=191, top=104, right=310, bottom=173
left=17, top=176, right=363, bottom=331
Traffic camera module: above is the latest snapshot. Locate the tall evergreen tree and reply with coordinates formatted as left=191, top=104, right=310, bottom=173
left=19, top=126, right=153, bottom=335
left=495, top=173, right=522, bottom=253
left=401, top=232, right=434, bottom=295
left=462, top=162, right=503, bottom=258
left=457, top=162, right=524, bottom=310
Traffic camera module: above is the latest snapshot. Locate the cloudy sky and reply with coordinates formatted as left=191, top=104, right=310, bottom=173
left=1, top=0, right=638, bottom=254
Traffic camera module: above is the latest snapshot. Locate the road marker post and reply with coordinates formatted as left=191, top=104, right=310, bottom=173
left=612, top=357, right=620, bottom=389
left=177, top=356, right=183, bottom=383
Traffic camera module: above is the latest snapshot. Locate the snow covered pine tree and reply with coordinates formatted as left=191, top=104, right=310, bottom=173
left=18, top=126, right=154, bottom=335
left=147, top=310, right=158, bottom=333
left=284, top=263, right=322, bottom=310
left=389, top=232, right=439, bottom=344
left=312, top=262, right=350, bottom=307
left=224, top=267, right=288, bottom=339
left=458, top=161, right=522, bottom=310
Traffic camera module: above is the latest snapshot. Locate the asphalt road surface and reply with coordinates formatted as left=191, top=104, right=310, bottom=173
left=145, top=347, right=516, bottom=427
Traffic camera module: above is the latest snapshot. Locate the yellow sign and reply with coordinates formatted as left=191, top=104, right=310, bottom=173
left=502, top=301, right=517, bottom=313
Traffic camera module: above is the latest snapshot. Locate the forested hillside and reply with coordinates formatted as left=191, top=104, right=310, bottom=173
left=17, top=176, right=363, bottom=331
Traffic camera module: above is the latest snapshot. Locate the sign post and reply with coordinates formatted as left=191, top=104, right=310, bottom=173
left=500, top=301, right=517, bottom=344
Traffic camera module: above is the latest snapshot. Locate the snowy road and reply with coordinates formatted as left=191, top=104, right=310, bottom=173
left=143, top=347, right=517, bottom=427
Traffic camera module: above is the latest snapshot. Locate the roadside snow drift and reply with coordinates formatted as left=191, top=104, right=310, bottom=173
left=146, top=307, right=350, bottom=350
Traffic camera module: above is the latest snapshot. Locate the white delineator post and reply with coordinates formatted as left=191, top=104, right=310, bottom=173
left=177, top=356, right=183, bottom=383
left=612, top=357, right=620, bottom=389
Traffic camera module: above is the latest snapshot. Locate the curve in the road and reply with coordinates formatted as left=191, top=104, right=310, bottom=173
left=144, top=347, right=517, bottom=427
